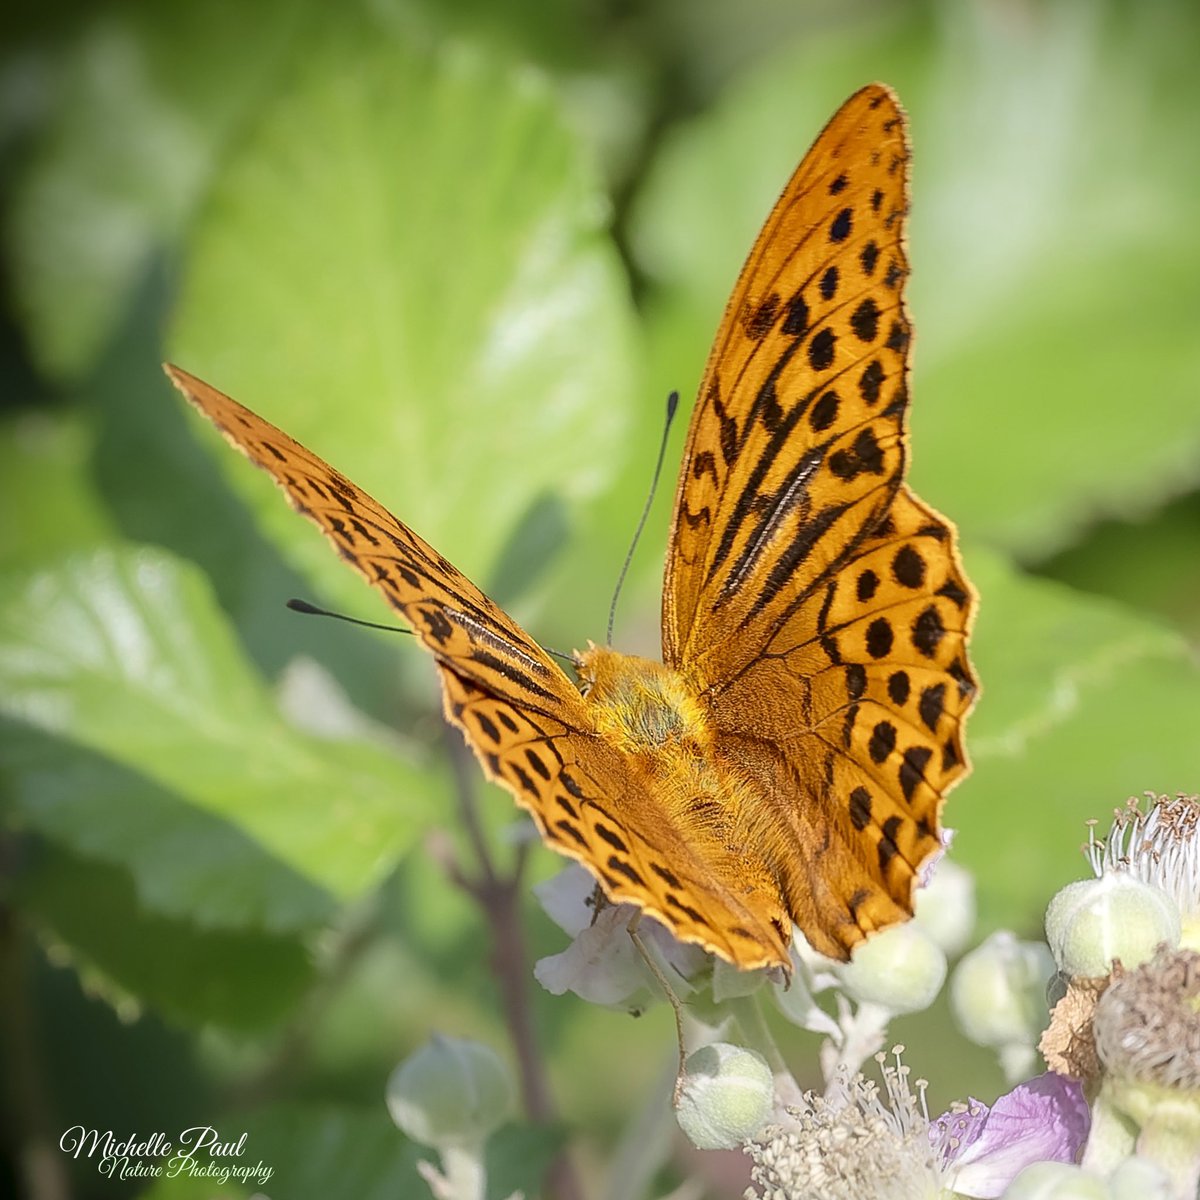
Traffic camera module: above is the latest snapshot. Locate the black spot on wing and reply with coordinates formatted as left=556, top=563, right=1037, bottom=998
left=919, top=684, right=946, bottom=733
left=850, top=298, right=880, bottom=344
left=830, top=207, right=853, bottom=243
left=849, top=786, right=872, bottom=831
left=899, top=745, right=933, bottom=803
left=808, top=328, right=837, bottom=372
left=595, top=823, right=629, bottom=854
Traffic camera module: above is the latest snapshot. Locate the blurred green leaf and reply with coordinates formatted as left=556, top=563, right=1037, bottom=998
left=168, top=19, right=638, bottom=619
left=20, top=849, right=313, bottom=1031
left=4, top=0, right=309, bottom=380
left=954, top=547, right=1200, bottom=932
left=487, top=1121, right=567, bottom=1200
left=0, top=546, right=447, bottom=932
left=0, top=410, right=115, bottom=568
left=630, top=0, right=1200, bottom=558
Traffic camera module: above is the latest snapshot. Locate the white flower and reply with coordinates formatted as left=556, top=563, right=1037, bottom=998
left=531, top=864, right=706, bottom=1010
left=743, top=1051, right=1091, bottom=1200
left=744, top=1050, right=941, bottom=1200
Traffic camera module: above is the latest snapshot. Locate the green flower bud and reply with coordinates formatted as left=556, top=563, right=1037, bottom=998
left=914, top=857, right=976, bottom=957
left=835, top=922, right=947, bottom=1013
left=386, top=1034, right=513, bottom=1148
left=1045, top=875, right=1180, bottom=978
left=1000, top=1161, right=1107, bottom=1199
left=950, top=932, right=1055, bottom=1081
left=675, top=1042, right=774, bottom=1150
left=1107, top=1155, right=1173, bottom=1200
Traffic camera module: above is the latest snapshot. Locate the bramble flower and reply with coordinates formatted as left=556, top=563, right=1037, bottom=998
left=933, top=1073, right=1091, bottom=1198
left=1087, top=793, right=1200, bottom=950
left=743, top=1051, right=1089, bottom=1200
left=532, top=864, right=707, bottom=1010
left=743, top=1050, right=941, bottom=1200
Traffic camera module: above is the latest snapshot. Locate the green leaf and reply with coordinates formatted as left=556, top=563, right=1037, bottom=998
left=487, top=1121, right=567, bottom=1200
left=954, top=548, right=1200, bottom=931
left=0, top=546, right=447, bottom=932
left=629, top=1, right=1200, bottom=557
left=19, top=849, right=313, bottom=1031
left=0, top=410, right=115, bottom=569
left=4, top=0, right=309, bottom=380
left=168, top=20, right=637, bottom=620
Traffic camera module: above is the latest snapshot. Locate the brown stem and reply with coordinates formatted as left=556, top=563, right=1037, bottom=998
left=442, top=732, right=585, bottom=1200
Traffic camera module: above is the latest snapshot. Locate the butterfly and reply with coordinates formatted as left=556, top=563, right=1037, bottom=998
left=167, top=83, right=976, bottom=971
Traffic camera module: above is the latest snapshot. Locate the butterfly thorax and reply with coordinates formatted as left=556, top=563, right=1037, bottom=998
left=574, top=644, right=710, bottom=755
left=575, top=644, right=775, bottom=890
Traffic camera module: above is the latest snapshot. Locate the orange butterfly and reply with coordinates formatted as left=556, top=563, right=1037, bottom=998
left=167, top=84, right=976, bottom=971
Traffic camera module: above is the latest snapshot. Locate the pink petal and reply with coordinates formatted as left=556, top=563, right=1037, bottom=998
left=948, top=1074, right=1090, bottom=1199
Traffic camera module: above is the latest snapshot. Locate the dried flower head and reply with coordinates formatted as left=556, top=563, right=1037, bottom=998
left=1093, top=947, right=1200, bottom=1092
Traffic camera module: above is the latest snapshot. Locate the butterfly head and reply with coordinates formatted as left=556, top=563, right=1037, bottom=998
left=575, top=642, right=711, bottom=756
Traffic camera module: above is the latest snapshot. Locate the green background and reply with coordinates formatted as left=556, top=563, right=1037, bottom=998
left=1, top=1, right=1197, bottom=1197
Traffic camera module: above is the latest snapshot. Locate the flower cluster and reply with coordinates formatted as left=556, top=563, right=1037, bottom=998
left=387, top=792, right=1199, bottom=1200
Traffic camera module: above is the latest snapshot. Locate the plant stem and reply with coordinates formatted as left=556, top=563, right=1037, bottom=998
left=443, top=732, right=585, bottom=1200
left=727, top=993, right=803, bottom=1109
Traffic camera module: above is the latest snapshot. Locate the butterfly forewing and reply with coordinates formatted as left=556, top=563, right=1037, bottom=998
left=662, top=85, right=977, bottom=959
left=663, top=83, right=913, bottom=670
left=165, top=366, right=577, bottom=716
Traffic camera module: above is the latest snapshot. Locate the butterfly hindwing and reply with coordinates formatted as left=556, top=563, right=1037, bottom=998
left=706, top=486, right=976, bottom=957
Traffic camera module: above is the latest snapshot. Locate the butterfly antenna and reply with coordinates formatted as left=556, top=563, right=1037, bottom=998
left=607, top=390, right=680, bottom=647
left=289, top=597, right=576, bottom=668
left=286, top=597, right=413, bottom=636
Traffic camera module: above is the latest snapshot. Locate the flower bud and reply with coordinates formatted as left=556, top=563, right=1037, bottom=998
left=386, top=1034, right=513, bottom=1148
left=835, top=922, right=946, bottom=1013
left=1087, top=794, right=1199, bottom=951
left=674, top=1042, right=774, bottom=1150
left=951, top=932, right=1055, bottom=1080
left=1107, top=1155, right=1173, bottom=1200
left=1000, top=1161, right=1107, bottom=1199
left=914, top=857, right=976, bottom=957
left=1045, top=875, right=1179, bottom=978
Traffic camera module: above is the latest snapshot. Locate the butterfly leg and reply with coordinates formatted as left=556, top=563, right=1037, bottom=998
left=626, top=912, right=689, bottom=1105
left=586, top=880, right=609, bottom=927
